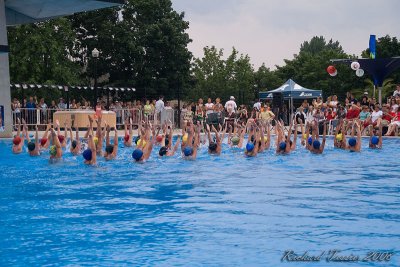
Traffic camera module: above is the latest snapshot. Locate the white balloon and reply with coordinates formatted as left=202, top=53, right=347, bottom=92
left=356, top=68, right=364, bottom=77
left=329, top=70, right=337, bottom=77
left=351, top=61, right=360, bottom=70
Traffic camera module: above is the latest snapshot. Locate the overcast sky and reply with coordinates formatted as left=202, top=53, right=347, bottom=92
left=171, top=0, right=400, bottom=69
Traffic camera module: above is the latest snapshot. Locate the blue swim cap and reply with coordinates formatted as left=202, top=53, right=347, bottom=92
left=279, top=142, right=286, bottom=151
left=132, top=149, right=143, bottom=161
left=371, top=136, right=379, bottom=145
left=83, top=149, right=92, bottom=161
left=183, top=147, right=193, bottom=157
left=246, top=142, right=254, bottom=152
left=313, top=140, right=321, bottom=149
left=348, top=137, right=357, bottom=147
left=307, top=137, right=313, bottom=145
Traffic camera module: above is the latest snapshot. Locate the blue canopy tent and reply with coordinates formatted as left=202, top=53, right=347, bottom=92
left=259, top=79, right=322, bottom=119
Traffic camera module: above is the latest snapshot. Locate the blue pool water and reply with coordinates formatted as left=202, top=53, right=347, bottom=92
left=0, top=137, right=399, bottom=266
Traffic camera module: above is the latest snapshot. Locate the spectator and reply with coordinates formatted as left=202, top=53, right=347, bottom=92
left=260, top=104, right=275, bottom=123
left=38, top=98, right=48, bottom=124
left=369, top=97, right=376, bottom=111
left=336, top=104, right=346, bottom=120
left=213, top=97, right=224, bottom=113
left=155, top=96, right=165, bottom=124
left=393, top=84, right=400, bottom=97
left=312, top=96, right=323, bottom=109
left=295, top=106, right=306, bottom=124
left=205, top=98, right=214, bottom=116
left=301, top=99, right=309, bottom=113
left=305, top=105, right=315, bottom=124
left=58, top=98, right=67, bottom=110
left=360, top=94, right=369, bottom=107
left=224, top=96, right=237, bottom=115
left=11, top=98, right=21, bottom=124
left=195, top=98, right=204, bottom=123
left=253, top=98, right=261, bottom=111
left=26, top=96, right=36, bottom=125
left=144, top=100, right=152, bottom=117
left=364, top=104, right=382, bottom=129
left=385, top=106, right=400, bottom=136
left=389, top=98, right=398, bottom=113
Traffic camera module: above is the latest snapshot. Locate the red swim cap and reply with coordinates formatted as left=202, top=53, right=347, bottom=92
left=13, top=136, right=21, bottom=145
left=58, top=135, right=65, bottom=143
left=40, top=138, right=48, bottom=146
left=124, top=134, right=130, bottom=142
left=156, top=135, right=163, bottom=142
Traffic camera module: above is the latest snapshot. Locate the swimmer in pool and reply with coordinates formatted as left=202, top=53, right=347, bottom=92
left=159, top=123, right=181, bottom=157
left=132, top=121, right=155, bottom=162
left=39, top=123, right=51, bottom=150
left=49, top=128, right=63, bottom=160
left=123, top=118, right=133, bottom=147
left=104, top=125, right=118, bottom=160
left=261, top=121, right=271, bottom=150
left=369, top=124, right=383, bottom=149
left=26, top=125, right=40, bottom=156
left=54, top=120, right=67, bottom=148
left=83, top=134, right=97, bottom=165
left=228, top=122, right=246, bottom=148
left=334, top=119, right=346, bottom=149
left=12, top=118, right=24, bottom=154
left=275, top=119, right=293, bottom=155
left=205, top=124, right=223, bottom=155
left=94, top=116, right=104, bottom=155
left=346, top=120, right=362, bottom=152
left=69, top=126, right=81, bottom=155
left=245, top=120, right=262, bottom=157
left=309, top=121, right=327, bottom=154
left=182, top=121, right=200, bottom=160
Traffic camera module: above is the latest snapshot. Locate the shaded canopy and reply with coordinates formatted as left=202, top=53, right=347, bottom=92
left=5, top=0, right=124, bottom=25
left=259, top=79, right=322, bottom=100
left=331, top=57, right=400, bottom=87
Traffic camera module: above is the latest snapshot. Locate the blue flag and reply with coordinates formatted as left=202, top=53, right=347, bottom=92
left=369, top=35, right=376, bottom=59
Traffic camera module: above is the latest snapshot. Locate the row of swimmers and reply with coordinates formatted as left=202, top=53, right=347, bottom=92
left=11, top=116, right=383, bottom=164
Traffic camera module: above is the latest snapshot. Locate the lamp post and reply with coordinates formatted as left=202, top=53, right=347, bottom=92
left=92, top=48, right=99, bottom=109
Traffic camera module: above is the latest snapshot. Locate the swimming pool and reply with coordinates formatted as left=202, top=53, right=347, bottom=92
left=0, top=137, right=399, bottom=266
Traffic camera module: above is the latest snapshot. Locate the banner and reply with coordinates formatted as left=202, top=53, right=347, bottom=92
left=369, top=35, right=376, bottom=59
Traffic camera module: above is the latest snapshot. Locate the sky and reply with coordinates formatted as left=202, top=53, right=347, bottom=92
left=171, top=0, right=400, bottom=69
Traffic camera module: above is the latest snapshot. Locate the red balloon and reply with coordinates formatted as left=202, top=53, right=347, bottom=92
left=326, top=65, right=336, bottom=74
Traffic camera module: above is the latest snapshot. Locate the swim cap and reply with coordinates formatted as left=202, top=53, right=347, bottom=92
left=159, top=146, right=168, bottom=156
left=313, top=140, right=321, bottom=149
left=246, top=142, right=254, bottom=152
left=156, top=135, right=163, bottom=143
left=307, top=137, right=313, bottom=145
left=348, top=137, right=357, bottom=147
left=124, top=134, right=130, bottom=142
left=93, top=137, right=99, bottom=146
left=83, top=149, right=92, bottom=161
left=371, top=136, right=379, bottom=145
left=71, top=140, right=77, bottom=149
left=336, top=133, right=343, bottom=142
left=105, top=144, right=114, bottom=154
left=40, top=138, right=48, bottom=146
left=137, top=139, right=147, bottom=148
left=58, top=135, right=65, bottom=143
left=209, top=142, right=217, bottom=151
left=182, top=134, right=188, bottom=143
left=183, top=147, right=193, bottom=156
left=259, top=136, right=268, bottom=142
left=279, top=142, right=287, bottom=151
left=27, top=142, right=35, bottom=152
left=49, top=145, right=57, bottom=156
left=134, top=135, right=140, bottom=144
left=132, top=149, right=143, bottom=161
left=13, top=136, right=21, bottom=145
left=302, top=134, right=307, bottom=140
left=231, top=136, right=240, bottom=145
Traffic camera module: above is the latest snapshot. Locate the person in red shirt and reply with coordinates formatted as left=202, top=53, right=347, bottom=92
left=345, top=103, right=360, bottom=133
left=385, top=106, right=400, bottom=136
left=325, top=108, right=337, bottom=121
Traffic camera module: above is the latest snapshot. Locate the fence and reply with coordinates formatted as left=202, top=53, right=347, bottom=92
left=12, top=108, right=177, bottom=129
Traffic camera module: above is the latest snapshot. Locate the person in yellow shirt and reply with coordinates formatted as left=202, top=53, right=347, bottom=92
left=260, top=104, right=275, bottom=123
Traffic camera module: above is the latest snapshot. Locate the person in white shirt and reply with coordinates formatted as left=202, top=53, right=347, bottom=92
left=253, top=99, right=261, bottom=111
left=224, top=96, right=237, bottom=115
left=364, top=104, right=382, bottom=128
left=393, top=84, right=400, bottom=97
left=205, top=98, right=214, bottom=116
left=155, top=96, right=164, bottom=113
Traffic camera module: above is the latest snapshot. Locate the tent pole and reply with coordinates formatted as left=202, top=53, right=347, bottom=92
left=378, top=86, right=382, bottom=105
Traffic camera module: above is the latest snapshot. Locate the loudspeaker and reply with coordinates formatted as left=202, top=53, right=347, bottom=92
left=272, top=93, right=284, bottom=109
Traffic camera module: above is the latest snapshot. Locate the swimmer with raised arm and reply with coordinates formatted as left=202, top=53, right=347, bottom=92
left=275, top=120, right=292, bottom=155
left=159, top=123, right=181, bottom=157
left=49, top=128, right=63, bottom=160
left=334, top=119, right=346, bottom=149
left=123, top=118, right=133, bottom=147
left=104, top=125, right=118, bottom=160
left=309, top=121, right=327, bottom=154
left=83, top=134, right=97, bottom=165
left=346, top=120, right=362, bottom=152
left=245, top=120, right=261, bottom=157
left=69, top=126, right=81, bottom=155
left=205, top=124, right=223, bottom=155
left=54, top=120, right=67, bottom=148
left=26, top=125, right=40, bottom=156
left=40, top=123, right=51, bottom=150
left=94, top=116, right=104, bottom=155
left=182, top=122, right=200, bottom=160
left=12, top=118, right=24, bottom=154
left=369, top=124, right=383, bottom=149
left=132, top=121, right=155, bottom=162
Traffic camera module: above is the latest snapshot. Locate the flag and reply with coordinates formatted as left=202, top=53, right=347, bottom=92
left=369, top=35, right=376, bottom=59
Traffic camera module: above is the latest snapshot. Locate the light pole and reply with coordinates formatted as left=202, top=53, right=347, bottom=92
left=92, top=48, right=99, bottom=109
